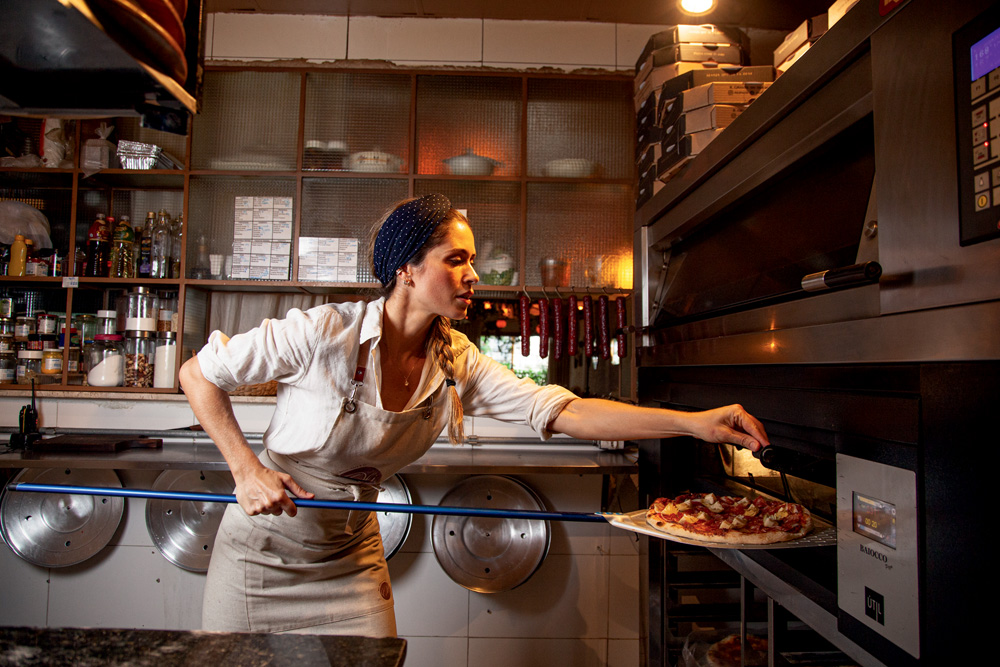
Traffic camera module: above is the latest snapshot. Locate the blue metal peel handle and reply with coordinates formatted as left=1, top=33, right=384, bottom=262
left=5, top=483, right=610, bottom=523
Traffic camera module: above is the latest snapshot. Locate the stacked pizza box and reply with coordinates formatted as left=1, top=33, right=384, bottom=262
left=772, top=14, right=829, bottom=74
left=634, top=25, right=770, bottom=208
left=232, top=196, right=293, bottom=280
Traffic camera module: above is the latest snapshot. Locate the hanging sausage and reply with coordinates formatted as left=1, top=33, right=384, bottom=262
left=616, top=297, right=627, bottom=359
left=552, top=297, right=564, bottom=360
left=583, top=295, right=594, bottom=357
left=519, top=294, right=531, bottom=357
left=538, top=298, right=549, bottom=359
left=597, top=295, right=611, bottom=360
left=567, top=295, right=578, bottom=357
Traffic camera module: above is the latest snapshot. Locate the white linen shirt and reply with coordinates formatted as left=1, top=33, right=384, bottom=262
left=196, top=298, right=578, bottom=456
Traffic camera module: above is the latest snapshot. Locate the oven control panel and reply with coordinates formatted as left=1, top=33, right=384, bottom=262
left=954, top=3, right=1000, bottom=245
left=837, top=454, right=919, bottom=660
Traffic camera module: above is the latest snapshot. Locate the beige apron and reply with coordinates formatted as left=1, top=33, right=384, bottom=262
left=203, top=333, right=448, bottom=636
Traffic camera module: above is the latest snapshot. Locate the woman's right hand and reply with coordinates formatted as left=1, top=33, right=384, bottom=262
left=233, top=464, right=315, bottom=517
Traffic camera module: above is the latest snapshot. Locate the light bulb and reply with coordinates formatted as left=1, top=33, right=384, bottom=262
left=679, top=0, right=715, bottom=16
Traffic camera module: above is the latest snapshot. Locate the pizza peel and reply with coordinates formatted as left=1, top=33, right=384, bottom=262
left=4, top=483, right=834, bottom=548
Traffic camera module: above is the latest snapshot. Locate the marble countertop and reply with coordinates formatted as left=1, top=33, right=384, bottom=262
left=0, top=626, right=406, bottom=666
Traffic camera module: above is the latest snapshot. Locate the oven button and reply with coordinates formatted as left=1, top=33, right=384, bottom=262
left=973, top=77, right=986, bottom=98
left=976, top=191, right=991, bottom=211
left=973, top=105, right=987, bottom=126
left=993, top=165, right=1000, bottom=186
left=973, top=124, right=988, bottom=145
left=975, top=171, right=990, bottom=192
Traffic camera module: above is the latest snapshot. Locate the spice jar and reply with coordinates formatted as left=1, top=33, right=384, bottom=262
left=42, top=348, right=63, bottom=376
left=86, top=334, right=124, bottom=387
left=16, top=349, right=42, bottom=385
left=77, top=313, right=98, bottom=345
left=36, top=312, right=57, bottom=336
left=14, top=315, right=35, bottom=341
left=152, top=331, right=177, bottom=388
left=65, top=346, right=81, bottom=383
left=0, top=351, right=15, bottom=384
left=124, top=331, right=155, bottom=388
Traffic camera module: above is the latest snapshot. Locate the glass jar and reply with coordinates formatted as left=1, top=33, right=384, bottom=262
left=36, top=312, right=57, bottom=336
left=0, top=351, right=15, bottom=384
left=0, top=316, right=13, bottom=336
left=124, top=331, right=155, bottom=388
left=16, top=349, right=42, bottom=385
left=96, top=309, right=117, bottom=336
left=152, top=331, right=177, bottom=388
left=122, top=287, right=159, bottom=333
left=0, top=333, right=12, bottom=354
left=14, top=315, right=35, bottom=341
left=66, top=346, right=80, bottom=374
left=42, top=348, right=63, bottom=375
left=86, top=334, right=124, bottom=387
left=40, top=335, right=58, bottom=350
left=76, top=313, right=97, bottom=345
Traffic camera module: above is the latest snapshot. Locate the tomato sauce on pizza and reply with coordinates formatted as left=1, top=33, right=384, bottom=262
left=646, top=492, right=812, bottom=545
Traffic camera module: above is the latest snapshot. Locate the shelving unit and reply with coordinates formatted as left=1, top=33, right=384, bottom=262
left=2, top=65, right=635, bottom=395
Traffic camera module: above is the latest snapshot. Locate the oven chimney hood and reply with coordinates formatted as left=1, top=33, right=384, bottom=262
left=0, top=0, right=204, bottom=133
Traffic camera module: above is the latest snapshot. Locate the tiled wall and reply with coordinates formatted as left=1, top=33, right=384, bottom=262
left=204, top=12, right=669, bottom=72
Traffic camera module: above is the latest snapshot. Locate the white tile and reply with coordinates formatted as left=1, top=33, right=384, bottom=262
left=109, top=495, right=156, bottom=548
left=483, top=20, right=616, bottom=67
left=54, top=398, right=195, bottom=430
left=616, top=23, right=674, bottom=71
left=468, top=554, right=609, bottom=638
left=389, top=550, right=470, bottom=637
left=347, top=17, right=482, bottom=64
left=0, top=544, right=50, bottom=627
left=401, top=636, right=468, bottom=667
left=607, top=554, right=640, bottom=639
left=211, top=13, right=348, bottom=61
left=48, top=545, right=205, bottom=630
left=518, top=474, right=608, bottom=556
left=608, top=639, right=642, bottom=667
left=1, top=395, right=55, bottom=429
left=230, top=401, right=276, bottom=432
left=470, top=637, right=607, bottom=667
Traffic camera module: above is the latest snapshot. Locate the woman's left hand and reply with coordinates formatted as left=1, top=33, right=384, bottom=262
left=687, top=404, right=770, bottom=452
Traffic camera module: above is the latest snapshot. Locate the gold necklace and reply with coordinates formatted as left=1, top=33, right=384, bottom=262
left=397, top=355, right=421, bottom=388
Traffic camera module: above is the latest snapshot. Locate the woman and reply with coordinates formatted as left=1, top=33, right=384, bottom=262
left=179, top=194, right=769, bottom=637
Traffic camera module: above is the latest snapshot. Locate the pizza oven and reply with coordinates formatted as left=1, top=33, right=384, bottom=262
left=632, top=1, right=1000, bottom=665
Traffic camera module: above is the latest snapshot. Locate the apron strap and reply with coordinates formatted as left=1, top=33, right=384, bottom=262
left=344, top=338, right=372, bottom=414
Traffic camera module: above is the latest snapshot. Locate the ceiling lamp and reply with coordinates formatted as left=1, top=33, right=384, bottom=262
left=679, top=0, right=716, bottom=16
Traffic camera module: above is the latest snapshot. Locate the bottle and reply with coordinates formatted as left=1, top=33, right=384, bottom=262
left=85, top=213, right=110, bottom=277
left=23, top=238, right=35, bottom=275
left=170, top=213, right=183, bottom=278
left=189, top=234, right=210, bottom=279
left=7, top=234, right=27, bottom=276
left=137, top=211, right=154, bottom=278
left=151, top=210, right=171, bottom=279
left=110, top=215, right=136, bottom=278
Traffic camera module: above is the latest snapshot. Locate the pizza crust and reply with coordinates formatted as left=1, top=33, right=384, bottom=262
left=705, top=634, right=768, bottom=667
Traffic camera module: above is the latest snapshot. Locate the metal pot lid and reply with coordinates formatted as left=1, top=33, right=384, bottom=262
left=432, top=475, right=550, bottom=594
left=145, top=470, right=234, bottom=572
left=0, top=468, right=124, bottom=568
left=375, top=474, right=412, bottom=560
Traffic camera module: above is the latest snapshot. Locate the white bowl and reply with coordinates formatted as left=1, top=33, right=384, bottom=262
left=543, top=158, right=596, bottom=178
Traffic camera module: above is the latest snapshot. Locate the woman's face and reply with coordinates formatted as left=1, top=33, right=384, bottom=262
left=404, top=220, right=479, bottom=320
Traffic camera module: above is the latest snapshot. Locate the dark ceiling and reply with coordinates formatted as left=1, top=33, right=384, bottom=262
left=204, top=1, right=835, bottom=31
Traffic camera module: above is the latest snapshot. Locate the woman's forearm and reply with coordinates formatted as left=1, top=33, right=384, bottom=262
left=178, top=356, right=261, bottom=481
left=548, top=398, right=769, bottom=451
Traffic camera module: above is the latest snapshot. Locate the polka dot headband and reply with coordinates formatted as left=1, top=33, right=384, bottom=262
left=373, top=194, right=452, bottom=286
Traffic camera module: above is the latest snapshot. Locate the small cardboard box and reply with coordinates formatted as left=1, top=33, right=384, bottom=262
left=681, top=104, right=744, bottom=134
left=681, top=82, right=772, bottom=112
left=634, top=25, right=749, bottom=75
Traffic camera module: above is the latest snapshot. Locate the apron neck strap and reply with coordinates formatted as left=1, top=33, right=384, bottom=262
left=345, top=338, right=372, bottom=414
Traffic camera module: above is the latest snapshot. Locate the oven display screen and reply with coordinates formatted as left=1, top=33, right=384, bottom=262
left=971, top=24, right=1000, bottom=81
left=852, top=492, right=897, bottom=549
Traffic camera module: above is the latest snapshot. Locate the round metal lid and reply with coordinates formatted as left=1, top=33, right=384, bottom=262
left=145, top=470, right=234, bottom=572
left=375, top=474, right=412, bottom=560
left=432, top=475, right=550, bottom=593
left=0, top=468, right=124, bottom=568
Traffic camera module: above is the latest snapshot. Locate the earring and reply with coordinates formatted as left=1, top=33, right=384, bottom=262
left=404, top=276, right=414, bottom=287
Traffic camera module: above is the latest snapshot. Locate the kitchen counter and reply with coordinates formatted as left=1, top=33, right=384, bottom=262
left=0, top=431, right=638, bottom=475
left=0, top=626, right=406, bottom=667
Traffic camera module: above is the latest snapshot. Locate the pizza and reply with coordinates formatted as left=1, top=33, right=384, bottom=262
left=705, top=634, right=768, bottom=667
left=646, top=492, right=812, bottom=545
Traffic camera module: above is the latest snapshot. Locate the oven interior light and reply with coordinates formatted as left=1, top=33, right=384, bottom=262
left=679, top=0, right=716, bottom=16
